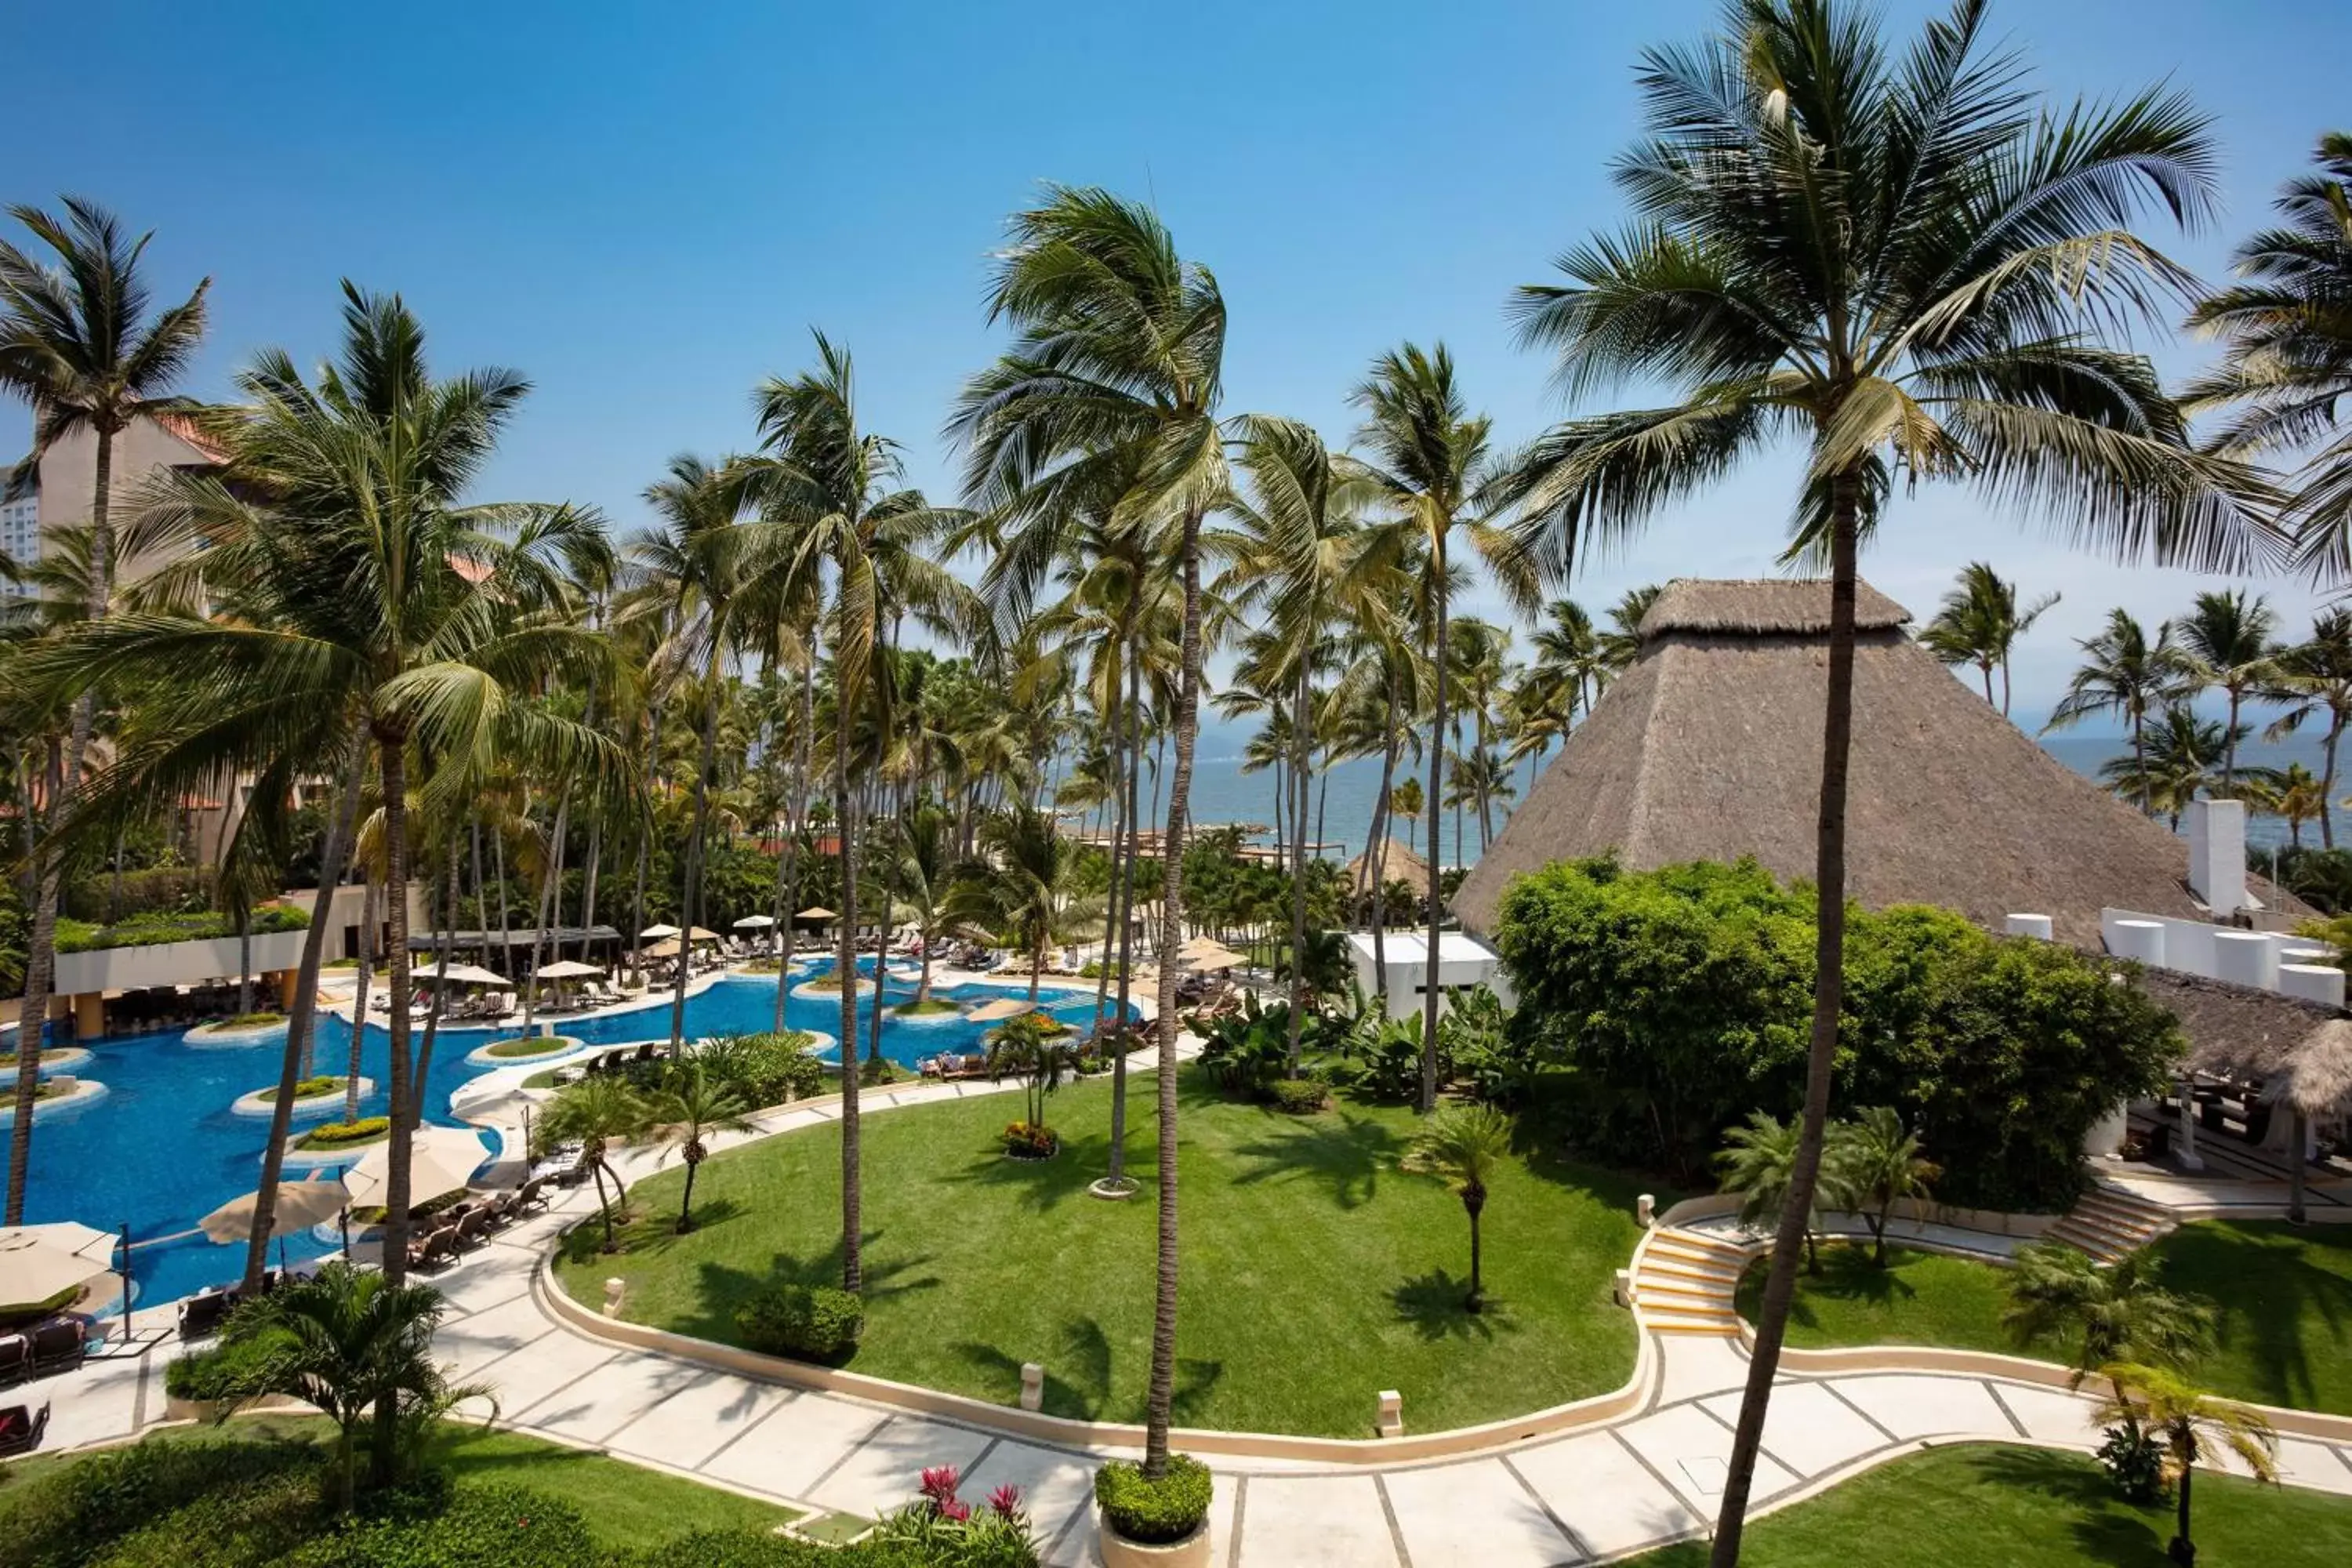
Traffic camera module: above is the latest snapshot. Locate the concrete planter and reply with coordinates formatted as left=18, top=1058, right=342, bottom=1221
left=163, top=1392, right=304, bottom=1424
left=1098, top=1516, right=1210, bottom=1568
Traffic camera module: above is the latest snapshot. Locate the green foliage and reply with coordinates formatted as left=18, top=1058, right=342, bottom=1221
left=999, top=1121, right=1058, bottom=1158
left=2093, top=1421, right=2169, bottom=1505
left=1326, top=1009, right=1428, bottom=1103
left=1439, top=986, right=1536, bottom=1107
left=1494, top=857, right=2183, bottom=1208
left=55, top=905, right=310, bottom=954
left=64, top=864, right=209, bottom=923
left=282, top=1483, right=594, bottom=1568
left=484, top=1036, right=576, bottom=1059
left=1092, top=1456, right=1212, bottom=1544
left=735, top=1283, right=864, bottom=1363
left=1267, top=1076, right=1328, bottom=1115
left=0, top=1434, right=328, bottom=1568
left=265, top=1075, right=343, bottom=1101
left=164, top=1334, right=283, bottom=1402
left=2278, top=848, right=2352, bottom=918
left=298, top=1117, right=390, bottom=1149
left=691, top=1032, right=827, bottom=1105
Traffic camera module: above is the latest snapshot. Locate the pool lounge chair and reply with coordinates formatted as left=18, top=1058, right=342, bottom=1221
left=0, top=1403, right=48, bottom=1457
left=514, top=1174, right=550, bottom=1213
left=27, top=1322, right=83, bottom=1377
left=176, top=1292, right=234, bottom=1341
left=0, top=1334, right=30, bottom=1387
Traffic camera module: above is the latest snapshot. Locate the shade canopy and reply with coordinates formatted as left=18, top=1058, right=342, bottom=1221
left=533, top=959, right=604, bottom=980
left=343, top=1128, right=489, bottom=1210
left=733, top=914, right=776, bottom=929
left=686, top=927, right=720, bottom=942
left=413, top=960, right=509, bottom=988
left=642, top=938, right=683, bottom=960
left=796, top=906, right=837, bottom=921
left=201, top=1178, right=349, bottom=1243
left=1177, top=935, right=1233, bottom=960
left=967, top=997, right=1031, bottom=1022
left=639, top=924, right=681, bottom=940
left=0, top=1227, right=114, bottom=1310
left=1184, top=945, right=1243, bottom=972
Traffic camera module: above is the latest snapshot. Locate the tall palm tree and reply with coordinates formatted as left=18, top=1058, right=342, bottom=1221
left=1352, top=343, right=1526, bottom=1115
left=1390, top=775, right=1425, bottom=856
left=950, top=187, right=1227, bottom=1481
left=2265, top=611, right=2352, bottom=848
left=953, top=803, right=1103, bottom=1001
left=1406, top=1102, right=1515, bottom=1312
left=2044, top=609, right=2190, bottom=816
left=2272, top=763, right=2328, bottom=851
left=541, top=1074, right=646, bottom=1253
left=2102, top=706, right=2235, bottom=829
left=0, top=198, right=208, bottom=1218
left=2091, top=1363, right=2278, bottom=1566
left=2176, top=590, right=2281, bottom=789
left=1916, top=561, right=2058, bottom=713
left=1596, top=585, right=1662, bottom=674
left=1498, top=7, right=2259, bottom=1551
left=2184, top=132, right=2352, bottom=583
left=644, top=1062, right=757, bottom=1233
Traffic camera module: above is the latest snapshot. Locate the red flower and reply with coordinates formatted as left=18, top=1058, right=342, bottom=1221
left=989, top=1483, right=1025, bottom=1518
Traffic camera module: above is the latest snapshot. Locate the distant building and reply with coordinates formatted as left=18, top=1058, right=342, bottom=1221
left=0, top=485, right=35, bottom=597
left=23, top=409, right=228, bottom=586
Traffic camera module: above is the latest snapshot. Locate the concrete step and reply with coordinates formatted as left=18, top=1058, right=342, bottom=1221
left=1636, top=1279, right=1737, bottom=1308
left=2045, top=1224, right=2132, bottom=1265
left=1649, top=1316, right=1743, bottom=1337
left=1654, top=1228, right=1753, bottom=1261
left=1639, top=1257, right=1745, bottom=1288
left=1646, top=1237, right=1753, bottom=1271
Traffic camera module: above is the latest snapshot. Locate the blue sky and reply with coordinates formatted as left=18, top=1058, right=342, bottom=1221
left=5, top=0, right=2346, bottom=727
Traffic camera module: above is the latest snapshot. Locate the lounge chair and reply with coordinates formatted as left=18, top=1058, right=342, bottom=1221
left=452, top=1209, right=492, bottom=1250
left=0, top=1334, right=30, bottom=1387
left=27, top=1322, right=82, bottom=1377
left=634, top=1043, right=657, bottom=1064
left=515, top=1174, right=550, bottom=1212
left=176, top=1293, right=233, bottom=1341
left=0, top=1403, right=48, bottom=1457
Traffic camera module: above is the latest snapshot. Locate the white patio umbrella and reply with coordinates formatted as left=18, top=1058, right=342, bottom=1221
left=533, top=960, right=604, bottom=980
left=0, top=1226, right=116, bottom=1312
left=343, top=1127, right=490, bottom=1210
left=413, top=960, right=509, bottom=987
left=639, top=924, right=681, bottom=940
left=732, top=914, right=776, bottom=930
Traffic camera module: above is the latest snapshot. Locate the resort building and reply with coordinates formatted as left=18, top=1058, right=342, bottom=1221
left=0, top=485, right=36, bottom=595
left=23, top=410, right=227, bottom=586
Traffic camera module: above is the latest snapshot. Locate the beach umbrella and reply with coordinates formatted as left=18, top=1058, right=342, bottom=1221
left=201, top=1177, right=350, bottom=1273
left=795, top=906, right=837, bottom=921
left=639, top=924, right=681, bottom=940
left=1182, top=942, right=1244, bottom=972
left=343, top=1128, right=488, bottom=1210
left=413, top=960, right=509, bottom=987
left=732, top=914, right=776, bottom=930
left=642, top=938, right=683, bottom=960
left=0, top=1226, right=116, bottom=1313
left=686, top=927, right=720, bottom=942
left=533, top=960, right=604, bottom=979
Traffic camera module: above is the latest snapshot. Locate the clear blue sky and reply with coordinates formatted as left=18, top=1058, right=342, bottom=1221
left=5, top=0, right=2345, bottom=726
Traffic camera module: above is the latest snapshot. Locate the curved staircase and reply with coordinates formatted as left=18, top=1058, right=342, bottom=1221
left=2042, top=1185, right=2176, bottom=1264
left=1632, top=1225, right=1751, bottom=1335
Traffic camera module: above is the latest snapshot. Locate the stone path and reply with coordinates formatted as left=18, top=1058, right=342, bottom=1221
left=38, top=1069, right=2352, bottom=1565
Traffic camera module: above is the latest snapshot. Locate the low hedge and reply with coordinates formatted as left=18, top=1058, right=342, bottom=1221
left=297, top=1116, right=387, bottom=1149
left=735, top=1283, right=864, bottom=1363
left=163, top=1335, right=278, bottom=1402
left=1093, top=1455, right=1212, bottom=1544
left=56, top=906, right=309, bottom=955
left=220, top=1013, right=287, bottom=1030
left=1267, top=1077, right=1328, bottom=1116
left=256, top=1076, right=343, bottom=1103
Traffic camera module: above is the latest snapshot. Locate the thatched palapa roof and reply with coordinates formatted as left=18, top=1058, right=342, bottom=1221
left=1346, top=838, right=1432, bottom=902
left=2133, top=967, right=2352, bottom=1116
left=1454, top=577, right=2307, bottom=950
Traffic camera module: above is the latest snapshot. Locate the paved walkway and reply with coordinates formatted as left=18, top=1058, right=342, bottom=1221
left=40, top=1073, right=2352, bottom=1565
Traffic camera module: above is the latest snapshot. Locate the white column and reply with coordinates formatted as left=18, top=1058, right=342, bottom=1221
left=2176, top=1080, right=2204, bottom=1173
left=2281, top=963, right=2348, bottom=1007
left=2005, top=913, right=2054, bottom=941
left=2212, top=930, right=2277, bottom=991
left=2111, top=920, right=2166, bottom=966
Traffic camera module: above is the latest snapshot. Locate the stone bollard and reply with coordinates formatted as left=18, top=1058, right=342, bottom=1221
left=1377, top=1389, right=1404, bottom=1439
left=1020, top=1363, right=1044, bottom=1412
left=603, top=1278, right=626, bottom=1318
left=1637, top=1193, right=1655, bottom=1229
left=1614, top=1268, right=1635, bottom=1308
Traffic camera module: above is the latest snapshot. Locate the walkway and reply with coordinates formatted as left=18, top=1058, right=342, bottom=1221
left=38, top=1080, right=2352, bottom=1566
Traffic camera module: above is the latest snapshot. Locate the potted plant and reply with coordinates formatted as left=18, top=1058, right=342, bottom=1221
left=1094, top=1454, right=1212, bottom=1567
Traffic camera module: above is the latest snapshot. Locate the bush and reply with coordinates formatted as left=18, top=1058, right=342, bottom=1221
left=860, top=1056, right=905, bottom=1087
left=221, top=1012, right=289, bottom=1030
left=699, top=1031, right=827, bottom=1105
left=1268, top=1076, right=1328, bottom=1115
left=1092, top=1455, right=1212, bottom=1545
left=0, top=1434, right=325, bottom=1568
left=165, top=1335, right=281, bottom=1402
left=282, top=1483, right=596, bottom=1568
left=2096, top=1421, right=2169, bottom=1504
left=55, top=905, right=310, bottom=954
left=735, top=1283, right=864, bottom=1363
left=299, top=1116, right=388, bottom=1149
left=999, top=1121, right=1058, bottom=1158
left=260, top=1075, right=343, bottom=1102
left=64, top=864, right=209, bottom=923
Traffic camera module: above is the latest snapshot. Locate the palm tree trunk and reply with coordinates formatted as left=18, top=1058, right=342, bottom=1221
left=2172, top=1448, right=2194, bottom=1563
left=627, top=699, right=667, bottom=988
left=1465, top=1189, right=1485, bottom=1310
left=2133, top=710, right=2151, bottom=815
left=1285, top=666, right=1311, bottom=1076
left=866, top=818, right=897, bottom=1065
left=1711, top=486, right=1862, bottom=1568
left=493, top=822, right=512, bottom=981
left=1370, top=679, right=1399, bottom=1000
left=1094, top=649, right=1128, bottom=1033
left=681, top=1156, right=699, bottom=1232
left=377, top=733, right=417, bottom=1293
left=775, top=660, right=815, bottom=1031
left=237, top=918, right=254, bottom=1018
left=836, top=708, right=863, bottom=1294
left=1980, top=660, right=1995, bottom=706
left=242, top=728, right=368, bottom=1292
left=578, top=818, right=602, bottom=966
left=345, top=879, right=375, bottom=1124
left=528, top=785, right=573, bottom=1034
left=471, top=817, right=488, bottom=961
left=1421, top=532, right=1450, bottom=1116
left=670, top=656, right=724, bottom=1053
left=2325, top=712, right=2343, bottom=852
left=2223, top=688, right=2241, bottom=790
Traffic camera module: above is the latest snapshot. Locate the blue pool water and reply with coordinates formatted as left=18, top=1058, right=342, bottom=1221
left=19, top=961, right=1123, bottom=1309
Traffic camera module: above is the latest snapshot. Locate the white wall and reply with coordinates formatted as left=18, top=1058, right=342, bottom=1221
left=55, top=928, right=312, bottom=996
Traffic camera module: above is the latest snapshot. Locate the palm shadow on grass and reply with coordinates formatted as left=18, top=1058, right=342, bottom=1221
left=952, top=1319, right=1221, bottom=1425
left=662, top=1237, right=941, bottom=1344
left=2165, top=1223, right=2352, bottom=1412
left=1229, top=1111, right=1406, bottom=1211
left=1392, top=1269, right=1513, bottom=1342
left=1974, top=1446, right=2171, bottom=1565
left=945, top=1126, right=1115, bottom=1214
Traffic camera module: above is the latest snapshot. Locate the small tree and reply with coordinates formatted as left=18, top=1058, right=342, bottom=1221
left=1717, top=1110, right=1822, bottom=1272
left=985, top=1013, right=1082, bottom=1137
left=1823, top=1107, right=1940, bottom=1268
left=1406, top=1102, right=1515, bottom=1312
left=219, top=1261, right=492, bottom=1513
left=2005, top=1240, right=2216, bottom=1480
left=2092, top=1363, right=2278, bottom=1566
left=644, top=1062, right=758, bottom=1232
left=539, top=1075, right=646, bottom=1251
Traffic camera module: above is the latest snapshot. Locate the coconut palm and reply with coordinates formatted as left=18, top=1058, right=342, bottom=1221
left=884, top=803, right=959, bottom=1008
left=983, top=1011, right=1083, bottom=1140
left=2176, top=590, right=2282, bottom=789
left=950, top=187, right=1228, bottom=1481
left=2270, top=763, right=2328, bottom=850
left=1390, top=775, right=1425, bottom=856
left=2045, top=609, right=2192, bottom=815
left=2265, top=611, right=2352, bottom=848
left=1406, top=1102, right=1515, bottom=1312
left=1716, top=1109, right=1824, bottom=1272
left=1917, top=562, right=2058, bottom=713
left=0, top=198, right=209, bottom=1220
left=2091, top=1363, right=2278, bottom=1566
left=1823, top=1106, right=1939, bottom=1268
left=540, top=1074, right=646, bottom=1253
left=1597, top=586, right=1662, bottom=674
left=2183, top=132, right=2352, bottom=583
left=1498, top=5, right=2263, bottom=1550
left=952, top=803, right=1103, bottom=1001
left=644, top=1062, right=758, bottom=1233
left=1351, top=343, right=1529, bottom=1114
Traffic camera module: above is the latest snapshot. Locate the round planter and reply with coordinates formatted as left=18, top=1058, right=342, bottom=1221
left=182, top=1018, right=287, bottom=1048
left=1098, top=1517, right=1210, bottom=1568
left=0, top=1077, right=107, bottom=1124
left=466, top=1034, right=586, bottom=1069
left=0, top=1047, right=93, bottom=1085
left=230, top=1077, right=373, bottom=1121
left=1087, top=1176, right=1138, bottom=1202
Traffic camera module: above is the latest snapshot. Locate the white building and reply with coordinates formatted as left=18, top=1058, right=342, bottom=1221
left=0, top=486, right=37, bottom=596
left=1346, top=929, right=1514, bottom=1022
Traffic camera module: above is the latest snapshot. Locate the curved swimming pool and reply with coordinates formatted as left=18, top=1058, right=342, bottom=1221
left=20, top=962, right=1125, bottom=1308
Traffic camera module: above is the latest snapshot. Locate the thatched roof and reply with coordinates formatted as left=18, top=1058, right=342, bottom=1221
left=1346, top=839, right=1432, bottom=901
left=2132, top=967, right=2352, bottom=1115
left=1454, top=576, right=2308, bottom=949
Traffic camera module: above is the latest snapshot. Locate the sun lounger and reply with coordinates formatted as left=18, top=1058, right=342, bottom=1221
left=176, top=1292, right=234, bottom=1341
left=27, top=1322, right=83, bottom=1376
left=0, top=1403, right=48, bottom=1457
left=0, top=1334, right=30, bottom=1386
left=515, top=1174, right=549, bottom=1212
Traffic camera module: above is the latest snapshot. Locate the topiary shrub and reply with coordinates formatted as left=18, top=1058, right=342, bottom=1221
left=1267, top=1076, right=1328, bottom=1116
left=164, top=1335, right=280, bottom=1403
left=735, top=1283, right=864, bottom=1363
left=299, top=1116, right=388, bottom=1149
left=1093, top=1455, right=1212, bottom=1545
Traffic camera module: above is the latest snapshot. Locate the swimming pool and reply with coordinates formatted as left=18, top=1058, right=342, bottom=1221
left=19, top=961, right=1125, bottom=1308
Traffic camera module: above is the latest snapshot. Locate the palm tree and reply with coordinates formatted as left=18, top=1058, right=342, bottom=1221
left=2045, top=609, right=2191, bottom=815
left=2102, top=706, right=2234, bottom=827
left=1352, top=343, right=1526, bottom=1114
left=1597, top=586, right=1662, bottom=674
left=984, top=1011, right=1083, bottom=1140
left=885, top=803, right=959, bottom=1007
left=1406, top=1103, right=1514, bottom=1312
left=2176, top=590, right=2282, bottom=790
left=1390, top=776, right=1425, bottom=856
left=2091, top=1363, right=2278, bottom=1566
left=0, top=198, right=208, bottom=1221
left=644, top=1062, right=757, bottom=1233
left=950, top=187, right=1228, bottom=1482
left=1716, top=1110, right=1824, bottom=1272
left=2183, top=132, right=2352, bottom=583
left=2003, top=1242, right=2216, bottom=1408
left=540, top=1074, right=646, bottom=1253
left=2266, top=612, right=2352, bottom=848
left=1497, top=6, right=2261, bottom=1551
left=1823, top=1107, right=1939, bottom=1267
left=953, top=803, right=1103, bottom=1001
left=2270, top=763, right=2328, bottom=850
left=1917, top=562, right=2058, bottom=713
left=220, top=1261, right=489, bottom=1513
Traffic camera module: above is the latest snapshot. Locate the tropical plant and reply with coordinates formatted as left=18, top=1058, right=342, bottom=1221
left=0, top=197, right=208, bottom=1223
left=952, top=803, right=1103, bottom=1001
left=216, top=1261, right=491, bottom=1512
left=2045, top=608, right=2191, bottom=815
left=2270, top=762, right=2329, bottom=849
left=984, top=1011, right=1082, bottom=1147
left=1406, top=1102, right=1515, bottom=1312
left=2175, top=589, right=2282, bottom=789
left=643, top=1061, right=759, bottom=1232
left=1916, top=562, right=2057, bottom=713
left=2265, top=611, right=2352, bottom=848
left=1822, top=1106, right=1939, bottom=1267
left=539, top=1074, right=646, bottom=1252
left=2101, top=706, right=2236, bottom=827
left=2004, top=1241, right=2216, bottom=1429
left=1717, top=1110, right=1824, bottom=1272
left=1497, top=2, right=2263, bottom=1544
left=2090, top=1363, right=2278, bottom=1565
left=1388, top=775, right=1425, bottom=856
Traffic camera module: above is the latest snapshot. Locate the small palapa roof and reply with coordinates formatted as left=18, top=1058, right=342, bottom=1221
left=1346, top=839, right=1432, bottom=901
left=2135, top=967, right=2352, bottom=1116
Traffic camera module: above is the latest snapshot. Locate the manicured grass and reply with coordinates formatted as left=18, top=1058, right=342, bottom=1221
left=1625, top=1443, right=2352, bottom=1566
left=486, top=1034, right=578, bottom=1058
left=891, top=997, right=961, bottom=1016
left=1734, top=1242, right=2049, bottom=1359
left=0, top=1416, right=799, bottom=1549
left=555, top=1066, right=1653, bottom=1437
left=251, top=1075, right=345, bottom=1102
left=2148, top=1220, right=2352, bottom=1417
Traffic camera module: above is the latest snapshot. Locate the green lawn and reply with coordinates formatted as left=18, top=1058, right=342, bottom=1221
left=1627, top=1443, right=2352, bottom=1566
left=555, top=1066, right=1652, bottom=1436
left=1734, top=1243, right=2053, bottom=1359
left=0, top=1416, right=798, bottom=1550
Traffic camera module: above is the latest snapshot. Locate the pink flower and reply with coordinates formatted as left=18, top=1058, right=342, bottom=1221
left=940, top=1497, right=973, bottom=1523
left=919, top=1465, right=961, bottom=1506
left=989, top=1483, right=1025, bottom=1519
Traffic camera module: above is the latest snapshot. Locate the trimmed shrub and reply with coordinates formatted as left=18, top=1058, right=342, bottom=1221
left=221, top=1012, right=289, bottom=1030
left=1268, top=1076, right=1328, bottom=1116
left=258, top=1076, right=343, bottom=1103
left=1092, top=1455, right=1212, bottom=1545
left=735, top=1283, right=864, bottom=1363
left=281, top=1483, right=595, bottom=1568
left=299, top=1116, right=387, bottom=1149
left=56, top=905, right=309, bottom=954
left=999, top=1121, right=1058, bottom=1159
left=164, top=1335, right=280, bottom=1402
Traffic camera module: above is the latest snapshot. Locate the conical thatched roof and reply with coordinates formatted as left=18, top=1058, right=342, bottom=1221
left=1346, top=838, right=1432, bottom=902
left=1454, top=577, right=2306, bottom=950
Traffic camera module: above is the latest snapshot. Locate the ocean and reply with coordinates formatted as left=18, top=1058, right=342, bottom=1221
left=1131, top=720, right=2348, bottom=869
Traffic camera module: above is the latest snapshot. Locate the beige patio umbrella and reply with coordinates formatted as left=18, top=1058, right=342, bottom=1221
left=1181, top=942, right=1244, bottom=972
left=686, top=927, right=720, bottom=942
left=642, top=938, right=683, bottom=960
left=795, top=906, right=837, bottom=921
left=413, top=960, right=509, bottom=987
left=533, top=960, right=604, bottom=980
left=343, top=1127, right=489, bottom=1211
left=639, top=923, right=681, bottom=940
left=200, top=1177, right=350, bottom=1243
left=967, top=997, right=1032, bottom=1023
left=0, top=1226, right=116, bottom=1313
